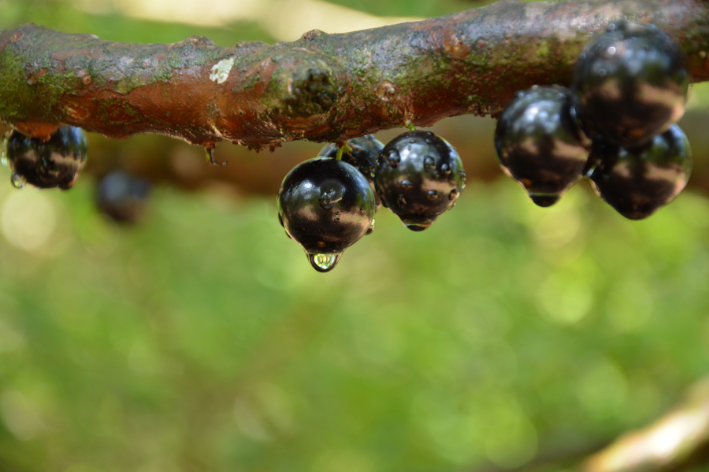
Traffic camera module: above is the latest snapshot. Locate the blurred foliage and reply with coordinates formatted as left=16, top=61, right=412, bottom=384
left=1, top=178, right=709, bottom=472
left=1, top=0, right=709, bottom=471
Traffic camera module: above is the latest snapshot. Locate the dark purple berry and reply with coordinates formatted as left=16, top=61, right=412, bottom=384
left=277, top=158, right=376, bottom=272
left=375, top=131, right=465, bottom=231
left=318, top=135, right=384, bottom=209
left=495, top=86, right=590, bottom=207
left=572, top=21, right=689, bottom=147
left=590, top=124, right=692, bottom=220
left=96, top=170, right=152, bottom=224
left=4, top=126, right=88, bottom=190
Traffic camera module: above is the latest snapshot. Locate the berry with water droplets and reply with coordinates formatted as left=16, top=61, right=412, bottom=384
left=278, top=157, right=376, bottom=272
left=5, top=126, right=88, bottom=190
left=96, top=170, right=152, bottom=224
left=590, top=124, right=692, bottom=220
left=375, top=131, right=465, bottom=231
left=318, top=135, right=384, bottom=209
left=572, top=21, right=689, bottom=147
left=495, top=85, right=590, bottom=207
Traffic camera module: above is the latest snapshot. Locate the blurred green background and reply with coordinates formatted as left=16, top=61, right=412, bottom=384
left=1, top=0, right=709, bottom=471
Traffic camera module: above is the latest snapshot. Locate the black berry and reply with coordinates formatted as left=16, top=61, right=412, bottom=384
left=318, top=135, right=384, bottom=209
left=590, top=124, right=692, bottom=220
left=375, top=131, right=465, bottom=231
left=278, top=157, right=376, bottom=272
left=4, top=126, right=88, bottom=190
left=96, top=170, right=152, bottom=224
left=572, top=21, right=689, bottom=147
left=495, top=86, right=590, bottom=207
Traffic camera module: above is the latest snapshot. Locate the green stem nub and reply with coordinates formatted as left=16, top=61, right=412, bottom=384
left=335, top=144, right=352, bottom=161
left=405, top=121, right=416, bottom=132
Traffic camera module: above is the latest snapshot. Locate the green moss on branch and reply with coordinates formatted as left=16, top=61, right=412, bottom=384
left=0, top=0, right=707, bottom=149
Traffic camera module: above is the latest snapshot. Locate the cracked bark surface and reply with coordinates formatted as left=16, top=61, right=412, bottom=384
left=0, top=0, right=707, bottom=151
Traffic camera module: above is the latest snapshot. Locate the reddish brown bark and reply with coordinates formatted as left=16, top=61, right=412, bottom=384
left=0, top=0, right=708, bottom=150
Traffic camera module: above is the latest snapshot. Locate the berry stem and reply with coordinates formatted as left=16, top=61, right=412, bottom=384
left=335, top=144, right=352, bottom=161
left=205, top=147, right=227, bottom=166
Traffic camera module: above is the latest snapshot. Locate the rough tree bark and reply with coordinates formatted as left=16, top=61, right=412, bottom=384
left=0, top=0, right=707, bottom=151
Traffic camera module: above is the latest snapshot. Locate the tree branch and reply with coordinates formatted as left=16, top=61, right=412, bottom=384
left=582, top=377, right=709, bottom=472
left=0, top=0, right=708, bottom=150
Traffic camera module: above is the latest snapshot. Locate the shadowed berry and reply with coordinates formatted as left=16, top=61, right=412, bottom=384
left=572, top=21, right=689, bottom=147
left=375, top=131, right=465, bottom=231
left=318, top=135, right=384, bottom=209
left=96, top=170, right=152, bottom=224
left=278, top=158, right=376, bottom=272
left=495, top=86, right=590, bottom=207
left=590, top=124, right=692, bottom=220
left=5, top=126, right=88, bottom=190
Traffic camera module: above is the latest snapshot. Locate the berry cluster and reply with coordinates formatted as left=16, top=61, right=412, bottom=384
left=495, top=22, right=692, bottom=219
left=278, top=131, right=466, bottom=272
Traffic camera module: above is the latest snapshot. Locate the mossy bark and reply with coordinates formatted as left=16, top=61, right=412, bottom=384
left=0, top=0, right=708, bottom=150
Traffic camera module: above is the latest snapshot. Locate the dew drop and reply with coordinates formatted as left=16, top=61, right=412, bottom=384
left=449, top=188, right=460, bottom=200
left=309, top=253, right=342, bottom=272
left=607, top=46, right=616, bottom=55
left=385, top=149, right=400, bottom=167
left=598, top=69, right=607, bottom=77
left=441, top=163, right=450, bottom=175
left=319, top=188, right=342, bottom=210
left=427, top=190, right=438, bottom=200
left=10, top=173, right=25, bottom=189
left=0, top=156, right=7, bottom=167
left=397, top=195, right=407, bottom=207
left=424, top=156, right=436, bottom=171
left=398, top=179, right=412, bottom=188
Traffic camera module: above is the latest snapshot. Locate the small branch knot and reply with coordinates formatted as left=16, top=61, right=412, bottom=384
left=282, top=65, right=336, bottom=117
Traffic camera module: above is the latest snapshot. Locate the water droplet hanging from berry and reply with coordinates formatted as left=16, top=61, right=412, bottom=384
left=5, top=126, right=88, bottom=190
left=278, top=157, right=376, bottom=273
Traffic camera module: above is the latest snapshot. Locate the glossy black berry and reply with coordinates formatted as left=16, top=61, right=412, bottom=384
left=495, top=86, right=590, bottom=207
left=375, top=131, right=465, bottom=231
left=318, top=135, right=384, bottom=209
left=277, top=157, right=376, bottom=272
left=4, top=126, right=88, bottom=190
left=590, top=124, right=692, bottom=220
left=572, top=21, right=689, bottom=147
left=96, top=170, right=152, bottom=224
